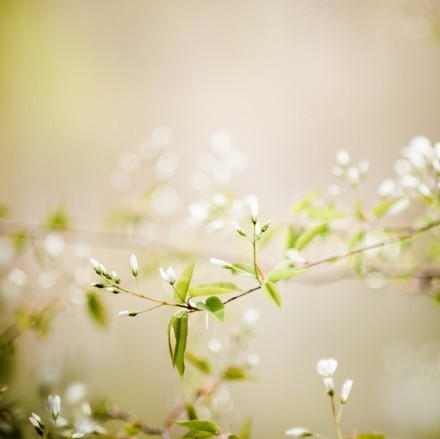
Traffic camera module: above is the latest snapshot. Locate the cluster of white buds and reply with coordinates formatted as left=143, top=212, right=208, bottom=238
left=29, top=412, right=45, bottom=436
left=159, top=266, right=177, bottom=284
left=316, top=358, right=353, bottom=404
left=89, top=258, right=122, bottom=293
left=394, top=136, right=440, bottom=200
left=333, top=149, right=369, bottom=187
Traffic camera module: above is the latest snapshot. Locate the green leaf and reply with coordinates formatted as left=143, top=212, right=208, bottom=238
left=291, top=191, right=320, bottom=213
left=12, top=229, right=28, bottom=252
left=357, top=434, right=386, bottom=439
left=223, top=365, right=249, bottom=381
left=196, top=296, right=225, bottom=322
left=348, top=229, right=365, bottom=249
left=228, top=436, right=240, bottom=439
left=167, top=312, right=182, bottom=364
left=189, top=282, right=241, bottom=297
left=175, top=420, right=220, bottom=435
left=239, top=419, right=252, bottom=439
left=46, top=205, right=69, bottom=230
left=185, top=401, right=198, bottom=421
left=86, top=291, right=107, bottom=327
left=306, top=205, right=347, bottom=221
left=0, top=204, right=8, bottom=218
left=230, top=263, right=256, bottom=276
left=262, top=281, right=282, bottom=307
left=183, top=431, right=216, bottom=438
left=267, top=268, right=304, bottom=282
left=372, top=197, right=402, bottom=218
left=173, top=313, right=189, bottom=377
left=175, top=261, right=195, bottom=303
left=295, top=223, right=328, bottom=251
left=186, top=351, right=212, bottom=374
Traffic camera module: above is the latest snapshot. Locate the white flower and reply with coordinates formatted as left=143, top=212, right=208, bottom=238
left=130, top=254, right=139, bottom=276
left=285, top=427, right=313, bottom=437
left=159, top=266, right=176, bottom=284
left=358, top=159, right=369, bottom=176
left=347, top=166, right=360, bottom=186
left=29, top=413, right=45, bottom=434
left=323, top=377, right=334, bottom=395
left=336, top=149, right=350, bottom=168
left=316, top=358, right=338, bottom=377
left=47, top=394, right=61, bottom=420
left=210, top=257, right=232, bottom=269
left=89, top=258, right=100, bottom=269
left=340, top=379, right=353, bottom=404
left=247, top=195, right=259, bottom=222
left=118, top=310, right=137, bottom=317
left=377, top=179, right=396, bottom=198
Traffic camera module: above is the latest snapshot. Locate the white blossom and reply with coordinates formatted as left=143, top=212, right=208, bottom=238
left=47, top=394, right=61, bottom=420
left=210, top=257, right=232, bottom=269
left=130, top=254, right=139, bottom=277
left=340, top=379, right=353, bottom=404
left=247, top=195, right=259, bottom=222
left=336, top=149, right=350, bottom=168
left=159, top=266, right=176, bottom=284
left=378, top=179, right=396, bottom=198
left=316, top=358, right=338, bottom=377
left=285, top=427, right=313, bottom=437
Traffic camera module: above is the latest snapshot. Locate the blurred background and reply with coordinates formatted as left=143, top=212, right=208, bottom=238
left=1, top=1, right=440, bottom=438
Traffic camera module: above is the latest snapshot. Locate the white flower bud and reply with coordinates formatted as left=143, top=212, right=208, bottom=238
left=254, top=221, right=262, bottom=236
left=233, top=221, right=246, bottom=237
left=323, top=377, right=334, bottom=395
left=159, top=266, right=177, bottom=284
left=340, top=379, right=353, bottom=404
left=358, top=159, right=369, bottom=176
left=118, top=310, right=138, bottom=317
left=210, top=257, right=232, bottom=269
left=378, top=179, right=396, bottom=198
left=347, top=167, right=360, bottom=186
left=316, top=358, right=338, bottom=377
left=130, top=254, right=139, bottom=277
left=285, top=427, right=313, bottom=437
left=247, top=195, right=259, bottom=223
left=47, top=395, right=61, bottom=421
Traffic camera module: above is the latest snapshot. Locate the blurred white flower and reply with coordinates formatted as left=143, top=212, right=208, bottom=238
left=340, top=379, right=353, bottom=404
left=285, top=249, right=306, bottom=265
left=316, top=358, right=338, bottom=377
left=336, top=149, right=350, bottom=168
left=378, top=179, right=396, bottom=198
left=44, top=234, right=65, bottom=258
left=285, top=427, right=313, bottom=437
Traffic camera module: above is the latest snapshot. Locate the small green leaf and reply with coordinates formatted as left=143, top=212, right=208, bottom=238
left=175, top=261, right=195, bottom=303
left=239, top=419, right=252, bottom=439
left=291, top=191, right=320, bottom=213
left=183, top=431, right=215, bottom=438
left=186, top=351, right=212, bottom=374
left=348, top=229, right=365, bottom=249
left=173, top=313, right=189, bottom=377
left=223, top=366, right=249, bottom=381
left=12, top=229, right=28, bottom=252
left=267, top=268, right=304, bottom=282
left=189, top=282, right=241, bottom=297
left=197, top=296, right=225, bottom=322
left=185, top=401, right=198, bottom=421
left=357, top=434, right=386, bottom=439
left=372, top=197, right=402, bottom=218
left=167, top=312, right=183, bottom=364
left=306, top=205, right=347, bottom=221
left=86, top=291, right=107, bottom=327
left=46, top=205, right=69, bottom=231
left=230, top=263, right=256, bottom=276
left=175, top=420, right=220, bottom=435
left=0, top=204, right=8, bottom=218
left=295, top=223, right=328, bottom=251
left=262, top=281, right=281, bottom=307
